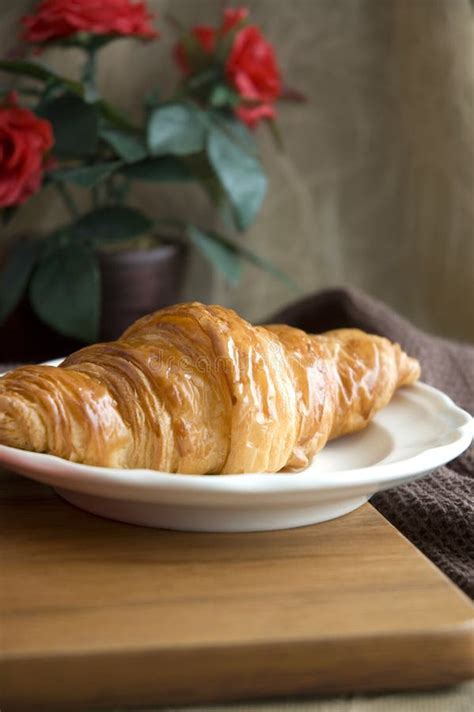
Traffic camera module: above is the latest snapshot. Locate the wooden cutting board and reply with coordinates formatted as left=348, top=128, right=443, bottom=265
left=1, top=466, right=473, bottom=712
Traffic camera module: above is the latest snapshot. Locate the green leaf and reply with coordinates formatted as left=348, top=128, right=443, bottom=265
left=0, top=240, right=39, bottom=324
left=0, top=60, right=83, bottom=102
left=235, top=246, right=298, bottom=292
left=97, top=100, right=137, bottom=132
left=207, top=123, right=267, bottom=231
left=38, top=94, right=99, bottom=157
left=40, top=227, right=73, bottom=258
left=209, top=84, right=239, bottom=108
left=0, top=59, right=137, bottom=132
left=100, top=128, right=147, bottom=162
left=74, top=205, right=153, bottom=245
left=105, top=174, right=131, bottom=204
left=50, top=162, right=121, bottom=187
left=182, top=153, right=236, bottom=228
left=121, top=156, right=192, bottom=182
left=211, top=113, right=257, bottom=155
left=29, top=243, right=100, bottom=342
left=187, top=225, right=242, bottom=286
left=0, top=59, right=64, bottom=83
left=37, top=77, right=66, bottom=107
left=148, top=103, right=206, bottom=156
left=191, top=229, right=297, bottom=291
left=0, top=58, right=140, bottom=133
left=145, top=89, right=161, bottom=112
left=185, top=66, right=221, bottom=92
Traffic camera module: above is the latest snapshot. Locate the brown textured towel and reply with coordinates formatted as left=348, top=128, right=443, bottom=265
left=270, top=287, right=474, bottom=599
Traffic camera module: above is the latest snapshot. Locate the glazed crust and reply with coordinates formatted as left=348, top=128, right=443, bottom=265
left=0, top=302, right=420, bottom=473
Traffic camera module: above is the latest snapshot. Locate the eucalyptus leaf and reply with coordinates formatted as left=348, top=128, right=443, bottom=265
left=100, top=128, right=147, bottom=162
left=38, top=94, right=99, bottom=157
left=50, top=162, right=121, bottom=187
left=121, top=157, right=192, bottom=182
left=207, top=123, right=267, bottom=230
left=74, top=205, right=153, bottom=245
left=29, top=243, right=100, bottom=342
left=0, top=240, right=39, bottom=324
left=187, top=225, right=242, bottom=285
left=148, top=103, right=206, bottom=156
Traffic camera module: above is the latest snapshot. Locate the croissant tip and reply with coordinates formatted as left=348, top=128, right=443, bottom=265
left=399, top=354, right=421, bottom=387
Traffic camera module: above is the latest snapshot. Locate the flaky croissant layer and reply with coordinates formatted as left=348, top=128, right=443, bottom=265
left=0, top=302, right=420, bottom=474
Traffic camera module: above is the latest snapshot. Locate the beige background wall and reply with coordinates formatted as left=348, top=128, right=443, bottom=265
left=2, top=0, right=474, bottom=340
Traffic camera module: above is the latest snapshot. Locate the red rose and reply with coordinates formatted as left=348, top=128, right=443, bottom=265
left=221, top=7, right=249, bottom=33
left=173, top=26, right=215, bottom=75
left=174, top=6, right=248, bottom=75
left=174, top=7, right=281, bottom=128
left=236, top=103, right=276, bottom=129
left=226, top=26, right=281, bottom=104
left=22, top=0, right=158, bottom=44
left=0, top=93, right=53, bottom=208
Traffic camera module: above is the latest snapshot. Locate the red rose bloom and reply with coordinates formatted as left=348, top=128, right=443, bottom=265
left=226, top=25, right=281, bottom=104
left=22, top=0, right=157, bottom=44
left=0, top=93, right=53, bottom=208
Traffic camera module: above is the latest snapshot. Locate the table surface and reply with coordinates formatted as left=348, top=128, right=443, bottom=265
left=1, top=465, right=473, bottom=711
left=139, top=682, right=474, bottom=712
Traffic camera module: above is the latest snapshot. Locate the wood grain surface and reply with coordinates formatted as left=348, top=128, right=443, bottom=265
left=0, top=466, right=473, bottom=711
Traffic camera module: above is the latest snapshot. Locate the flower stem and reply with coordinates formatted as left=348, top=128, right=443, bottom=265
left=82, top=47, right=98, bottom=102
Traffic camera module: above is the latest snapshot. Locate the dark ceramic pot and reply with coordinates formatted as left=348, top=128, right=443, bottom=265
left=0, top=241, right=186, bottom=363
left=98, top=242, right=186, bottom=341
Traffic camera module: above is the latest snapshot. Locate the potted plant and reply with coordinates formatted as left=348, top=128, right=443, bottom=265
left=0, top=1, right=299, bottom=362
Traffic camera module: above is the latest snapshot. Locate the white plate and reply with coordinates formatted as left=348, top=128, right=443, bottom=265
left=0, top=360, right=472, bottom=532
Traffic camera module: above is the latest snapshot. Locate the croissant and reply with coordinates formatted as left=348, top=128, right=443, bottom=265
left=0, top=302, right=419, bottom=474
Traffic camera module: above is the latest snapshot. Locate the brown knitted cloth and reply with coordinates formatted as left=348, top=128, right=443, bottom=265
left=270, top=287, right=474, bottom=599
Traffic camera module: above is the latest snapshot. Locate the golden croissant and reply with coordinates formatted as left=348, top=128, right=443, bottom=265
left=0, top=302, right=420, bottom=474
